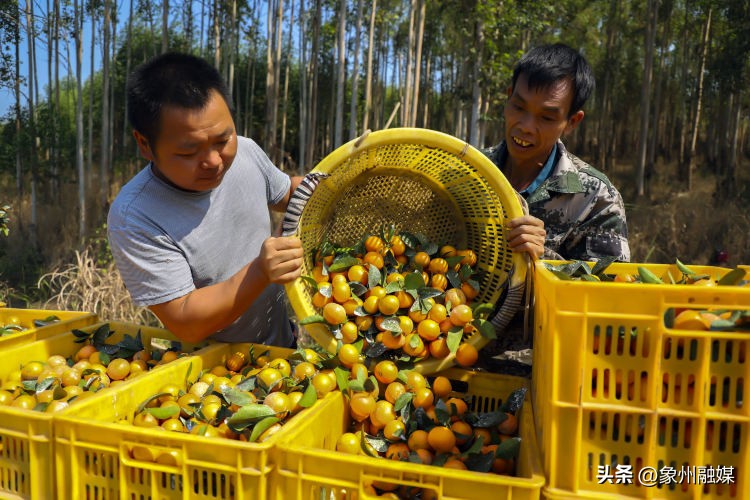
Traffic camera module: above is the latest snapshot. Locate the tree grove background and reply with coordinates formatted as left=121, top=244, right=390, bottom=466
left=0, top=0, right=749, bottom=306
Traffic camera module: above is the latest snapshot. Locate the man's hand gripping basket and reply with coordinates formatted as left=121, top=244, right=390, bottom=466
left=284, top=128, right=526, bottom=374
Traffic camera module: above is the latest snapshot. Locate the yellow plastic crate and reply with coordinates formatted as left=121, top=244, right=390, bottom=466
left=273, top=368, right=544, bottom=500
left=53, top=342, right=338, bottom=500
left=0, top=321, right=209, bottom=500
left=0, top=307, right=98, bottom=349
left=532, top=261, right=750, bottom=499
left=285, top=127, right=526, bottom=374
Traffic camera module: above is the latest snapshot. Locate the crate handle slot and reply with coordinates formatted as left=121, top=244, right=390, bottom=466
left=119, top=441, right=183, bottom=472
left=360, top=473, right=439, bottom=498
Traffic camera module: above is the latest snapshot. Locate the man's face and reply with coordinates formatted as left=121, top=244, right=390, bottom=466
left=134, top=90, right=238, bottom=192
left=503, top=73, right=583, bottom=169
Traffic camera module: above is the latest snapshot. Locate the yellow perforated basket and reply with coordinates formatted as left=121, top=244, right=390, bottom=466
left=286, top=128, right=525, bottom=374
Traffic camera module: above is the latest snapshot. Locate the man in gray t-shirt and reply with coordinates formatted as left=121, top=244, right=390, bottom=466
left=108, top=52, right=303, bottom=346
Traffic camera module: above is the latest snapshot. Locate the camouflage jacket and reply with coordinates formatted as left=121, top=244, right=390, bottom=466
left=483, top=140, right=631, bottom=262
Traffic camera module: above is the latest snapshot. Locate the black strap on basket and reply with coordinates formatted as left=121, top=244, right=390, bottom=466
left=281, top=172, right=330, bottom=237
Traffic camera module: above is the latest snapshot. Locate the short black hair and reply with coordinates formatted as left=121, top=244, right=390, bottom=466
left=126, top=52, right=233, bottom=146
left=511, top=43, right=595, bottom=117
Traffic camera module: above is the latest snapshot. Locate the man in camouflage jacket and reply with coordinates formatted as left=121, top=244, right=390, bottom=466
left=486, top=43, right=630, bottom=262
left=484, top=140, right=630, bottom=261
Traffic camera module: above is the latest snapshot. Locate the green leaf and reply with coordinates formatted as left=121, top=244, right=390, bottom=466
left=591, top=257, right=617, bottom=276
left=409, top=334, right=421, bottom=349
left=423, top=242, right=439, bottom=255
left=380, top=317, right=402, bottom=333
left=434, top=398, right=451, bottom=425
left=464, top=450, right=495, bottom=473
left=466, top=410, right=507, bottom=428
left=144, top=405, right=180, bottom=420
left=71, top=328, right=91, bottom=338
left=347, top=380, right=365, bottom=392
left=53, top=385, right=68, bottom=400
left=502, top=388, right=527, bottom=413
left=298, top=381, right=318, bottom=407
left=495, top=437, right=521, bottom=459
left=22, top=380, right=37, bottom=392
left=136, top=392, right=171, bottom=414
left=446, top=270, right=462, bottom=289
left=638, top=267, right=664, bottom=284
left=404, top=271, right=426, bottom=291
left=334, top=367, right=350, bottom=392
left=394, top=392, right=413, bottom=412
left=300, top=275, right=319, bottom=289
left=463, top=435, right=485, bottom=457
left=550, top=269, right=574, bottom=280
left=368, top=265, right=382, bottom=288
left=99, top=351, right=111, bottom=366
left=36, top=377, right=57, bottom=393
left=299, top=314, right=326, bottom=326
left=92, top=324, right=114, bottom=347
left=718, top=268, right=747, bottom=286
left=459, top=264, right=474, bottom=281
left=473, top=319, right=497, bottom=340
left=329, top=255, right=360, bottom=273
left=235, top=376, right=256, bottom=392
left=349, top=282, right=368, bottom=297
left=359, top=432, right=380, bottom=457
left=471, top=302, right=495, bottom=318
left=227, top=404, right=277, bottom=430
left=417, top=287, right=444, bottom=300
left=675, top=259, right=697, bottom=276
left=248, top=416, right=281, bottom=442
left=384, top=281, right=402, bottom=294
left=318, top=284, right=332, bottom=297
left=445, top=256, right=465, bottom=268
left=446, top=330, right=463, bottom=354
left=222, top=387, right=256, bottom=407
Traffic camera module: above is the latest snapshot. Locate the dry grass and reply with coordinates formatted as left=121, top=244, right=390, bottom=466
left=37, top=247, right=162, bottom=327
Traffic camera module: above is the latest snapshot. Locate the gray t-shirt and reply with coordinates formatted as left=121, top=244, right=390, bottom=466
left=107, top=136, right=293, bottom=345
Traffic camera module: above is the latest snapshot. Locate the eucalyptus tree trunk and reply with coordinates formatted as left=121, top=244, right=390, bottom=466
left=305, top=0, right=321, bottom=168
left=647, top=5, right=672, bottom=182
left=410, top=0, right=425, bottom=128
left=362, top=0, right=376, bottom=131
left=469, top=18, right=483, bottom=146
left=161, top=0, right=168, bottom=52
left=74, top=0, right=85, bottom=240
left=184, top=0, right=193, bottom=49
left=635, top=0, right=657, bottom=197
left=213, top=0, right=221, bottom=67
left=298, top=0, right=308, bottom=173
left=597, top=0, right=620, bottom=171
left=123, top=0, right=134, bottom=161
left=349, top=0, right=364, bottom=139
left=100, top=0, right=111, bottom=210
left=87, top=8, right=95, bottom=191
left=684, top=7, right=711, bottom=191
left=14, top=3, right=22, bottom=198
left=403, top=0, right=415, bottom=126
left=334, top=0, right=347, bottom=148
left=229, top=0, right=238, bottom=100
left=272, top=0, right=283, bottom=158
left=280, top=0, right=295, bottom=167
left=24, top=0, right=38, bottom=235
left=265, top=0, right=278, bottom=157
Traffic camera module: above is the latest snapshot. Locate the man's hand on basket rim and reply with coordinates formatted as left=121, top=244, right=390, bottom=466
left=507, top=215, right=546, bottom=260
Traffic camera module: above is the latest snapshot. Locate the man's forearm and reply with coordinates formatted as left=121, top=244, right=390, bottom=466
left=150, top=260, right=270, bottom=343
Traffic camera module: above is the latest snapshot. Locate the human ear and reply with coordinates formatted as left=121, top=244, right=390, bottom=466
left=133, top=130, right=155, bottom=162
left=564, top=110, right=584, bottom=135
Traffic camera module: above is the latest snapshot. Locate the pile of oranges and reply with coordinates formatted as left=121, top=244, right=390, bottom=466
left=0, top=332, right=186, bottom=413
left=121, top=347, right=335, bottom=451
left=303, top=231, right=497, bottom=368
left=335, top=360, right=524, bottom=497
